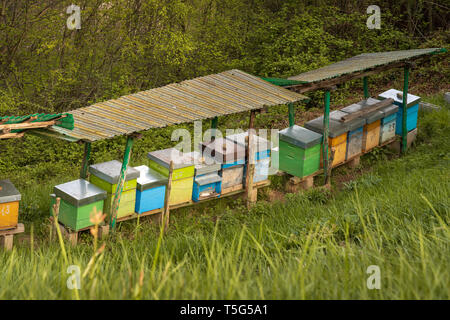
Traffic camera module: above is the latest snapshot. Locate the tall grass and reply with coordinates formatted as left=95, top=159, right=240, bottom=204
left=0, top=95, right=448, bottom=299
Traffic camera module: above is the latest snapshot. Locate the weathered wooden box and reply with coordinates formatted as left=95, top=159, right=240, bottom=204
left=148, top=148, right=195, bottom=206
left=225, top=131, right=271, bottom=161
left=201, top=138, right=246, bottom=189
left=278, top=125, right=322, bottom=178
left=0, top=180, right=21, bottom=230
left=339, top=106, right=368, bottom=160
left=221, top=165, right=244, bottom=189
left=201, top=138, right=246, bottom=167
left=305, top=117, right=349, bottom=167
left=89, top=160, right=139, bottom=219
left=134, top=165, right=167, bottom=214
left=378, top=89, right=420, bottom=135
left=52, top=179, right=107, bottom=231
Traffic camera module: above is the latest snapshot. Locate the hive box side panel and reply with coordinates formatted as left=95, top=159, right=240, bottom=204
left=0, top=201, right=19, bottom=230
left=104, top=189, right=136, bottom=219
left=135, top=186, right=166, bottom=214
left=169, top=177, right=194, bottom=205
left=90, top=174, right=137, bottom=193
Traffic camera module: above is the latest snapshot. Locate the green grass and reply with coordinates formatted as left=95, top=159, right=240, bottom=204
left=0, top=94, right=449, bottom=299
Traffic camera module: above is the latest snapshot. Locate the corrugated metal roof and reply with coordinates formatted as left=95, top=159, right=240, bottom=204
left=50, top=69, right=309, bottom=142
left=288, top=48, right=446, bottom=83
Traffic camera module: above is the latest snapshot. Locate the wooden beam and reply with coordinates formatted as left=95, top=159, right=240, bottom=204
left=340, top=98, right=394, bottom=122
left=0, top=132, right=25, bottom=139
left=0, top=120, right=58, bottom=131
left=162, top=161, right=174, bottom=230
left=245, top=110, right=257, bottom=207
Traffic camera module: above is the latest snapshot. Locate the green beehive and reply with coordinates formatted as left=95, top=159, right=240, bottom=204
left=279, top=125, right=323, bottom=178
left=52, top=179, right=107, bottom=231
left=89, top=160, right=139, bottom=219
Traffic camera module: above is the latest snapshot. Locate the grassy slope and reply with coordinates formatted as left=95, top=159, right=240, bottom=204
left=0, top=94, right=448, bottom=299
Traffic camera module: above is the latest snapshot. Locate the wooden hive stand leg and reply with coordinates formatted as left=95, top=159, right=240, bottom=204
left=286, top=176, right=301, bottom=193
left=68, top=231, right=78, bottom=246
left=300, top=176, right=314, bottom=190
left=348, top=155, right=360, bottom=168
left=1, top=234, right=14, bottom=251
left=98, top=225, right=110, bottom=239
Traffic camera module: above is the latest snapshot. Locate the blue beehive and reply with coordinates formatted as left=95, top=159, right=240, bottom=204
left=186, top=151, right=222, bottom=201
left=192, top=173, right=222, bottom=201
left=134, top=165, right=167, bottom=214
left=378, top=89, right=420, bottom=135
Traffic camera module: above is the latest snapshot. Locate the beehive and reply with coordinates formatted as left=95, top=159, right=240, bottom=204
left=225, top=131, right=271, bottom=161
left=201, top=138, right=246, bottom=190
left=134, top=165, right=167, bottom=214
left=278, top=125, right=322, bottom=178
left=52, top=179, right=107, bottom=231
left=192, top=172, right=222, bottom=201
left=339, top=105, right=370, bottom=159
left=186, top=151, right=222, bottom=201
left=357, top=98, right=384, bottom=152
left=147, top=148, right=194, bottom=205
left=379, top=104, right=399, bottom=144
left=226, top=131, right=272, bottom=183
left=305, top=117, right=349, bottom=167
left=378, top=89, right=420, bottom=135
left=0, top=180, right=21, bottom=230
left=89, top=160, right=139, bottom=219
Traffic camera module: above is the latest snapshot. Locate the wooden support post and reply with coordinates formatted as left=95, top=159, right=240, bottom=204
left=98, top=225, right=109, bottom=239
left=363, top=76, right=369, bottom=99
left=110, top=136, right=134, bottom=230
left=0, top=235, right=13, bottom=250
left=245, top=111, right=257, bottom=208
left=162, top=161, right=174, bottom=230
left=0, top=224, right=25, bottom=251
left=323, top=90, right=331, bottom=185
left=80, top=141, right=92, bottom=179
left=288, top=103, right=295, bottom=126
left=401, top=65, right=410, bottom=154
left=348, top=155, right=360, bottom=168
left=211, top=116, right=218, bottom=141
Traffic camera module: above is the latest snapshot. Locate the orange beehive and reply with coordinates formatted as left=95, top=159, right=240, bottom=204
left=0, top=180, right=21, bottom=230
left=356, top=99, right=383, bottom=152
left=305, top=115, right=349, bottom=168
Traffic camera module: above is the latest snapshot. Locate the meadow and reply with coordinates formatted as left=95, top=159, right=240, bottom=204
left=0, top=93, right=448, bottom=300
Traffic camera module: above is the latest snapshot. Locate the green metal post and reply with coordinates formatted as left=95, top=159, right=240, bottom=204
left=211, top=116, right=218, bottom=140
left=323, top=91, right=330, bottom=184
left=80, top=142, right=91, bottom=179
left=110, top=136, right=134, bottom=229
left=363, top=76, right=369, bottom=99
left=288, top=103, right=295, bottom=126
left=401, top=66, right=410, bottom=154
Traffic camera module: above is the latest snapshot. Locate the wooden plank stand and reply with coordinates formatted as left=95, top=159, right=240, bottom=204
left=49, top=217, right=109, bottom=246
left=0, top=224, right=25, bottom=251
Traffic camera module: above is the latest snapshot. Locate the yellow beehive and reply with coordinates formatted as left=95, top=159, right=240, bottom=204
left=363, top=120, right=381, bottom=152
left=320, top=133, right=348, bottom=167
left=0, top=180, right=21, bottom=230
